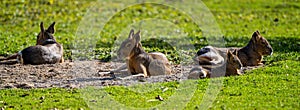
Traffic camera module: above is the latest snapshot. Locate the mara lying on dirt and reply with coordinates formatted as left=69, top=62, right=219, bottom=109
left=217, top=30, right=273, bottom=66
left=0, top=22, right=64, bottom=65
left=188, top=46, right=243, bottom=79
left=110, top=29, right=172, bottom=77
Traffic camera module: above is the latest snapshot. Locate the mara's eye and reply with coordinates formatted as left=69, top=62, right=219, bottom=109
left=126, top=43, right=131, bottom=47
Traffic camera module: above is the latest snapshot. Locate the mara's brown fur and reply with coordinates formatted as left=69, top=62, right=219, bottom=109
left=225, top=50, right=243, bottom=76
left=217, top=31, right=273, bottom=66
left=189, top=46, right=243, bottom=79
left=117, top=29, right=171, bottom=77
left=0, top=22, right=64, bottom=65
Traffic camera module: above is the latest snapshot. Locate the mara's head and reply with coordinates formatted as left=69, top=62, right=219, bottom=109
left=36, top=22, right=56, bottom=45
left=227, top=50, right=242, bottom=74
left=117, top=29, right=142, bottom=59
left=251, top=30, right=273, bottom=55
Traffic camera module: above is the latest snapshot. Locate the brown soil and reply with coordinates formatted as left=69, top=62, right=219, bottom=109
left=0, top=60, right=193, bottom=89
left=0, top=59, right=258, bottom=89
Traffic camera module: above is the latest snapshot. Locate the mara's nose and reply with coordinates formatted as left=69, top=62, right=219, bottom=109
left=268, top=47, right=273, bottom=55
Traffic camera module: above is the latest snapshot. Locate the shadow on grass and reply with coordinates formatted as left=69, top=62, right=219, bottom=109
left=142, top=38, right=175, bottom=50
left=268, top=36, right=300, bottom=53
left=72, top=36, right=300, bottom=62
left=223, top=36, right=300, bottom=53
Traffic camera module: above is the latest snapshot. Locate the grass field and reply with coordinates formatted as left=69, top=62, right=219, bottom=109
left=0, top=0, right=299, bottom=109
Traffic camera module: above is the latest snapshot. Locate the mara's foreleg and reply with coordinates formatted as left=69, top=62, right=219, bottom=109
left=0, top=53, right=19, bottom=61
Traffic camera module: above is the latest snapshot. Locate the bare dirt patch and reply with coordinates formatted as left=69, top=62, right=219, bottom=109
left=0, top=60, right=192, bottom=89
left=0, top=59, right=258, bottom=89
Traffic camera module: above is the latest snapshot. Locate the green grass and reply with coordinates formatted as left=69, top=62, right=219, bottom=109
left=0, top=0, right=299, bottom=109
left=205, top=60, right=299, bottom=109
left=0, top=88, right=87, bottom=109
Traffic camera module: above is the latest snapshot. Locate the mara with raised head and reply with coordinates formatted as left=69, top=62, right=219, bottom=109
left=0, top=22, right=64, bottom=65
left=218, top=31, right=273, bottom=66
left=116, top=29, right=172, bottom=77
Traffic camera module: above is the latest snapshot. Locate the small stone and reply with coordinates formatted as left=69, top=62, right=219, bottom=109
left=15, top=83, right=34, bottom=89
left=40, top=96, right=45, bottom=100
left=48, top=69, right=54, bottom=72
left=161, top=87, right=169, bottom=92
left=1, top=70, right=7, bottom=73
left=155, top=95, right=164, bottom=101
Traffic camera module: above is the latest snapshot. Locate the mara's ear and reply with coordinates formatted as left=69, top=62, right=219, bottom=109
left=128, top=29, right=134, bottom=39
left=40, top=22, right=45, bottom=33
left=233, top=49, right=238, bottom=55
left=227, top=50, right=233, bottom=61
left=134, top=30, right=141, bottom=43
left=256, top=30, right=261, bottom=35
left=252, top=31, right=261, bottom=42
left=46, top=22, right=56, bottom=34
